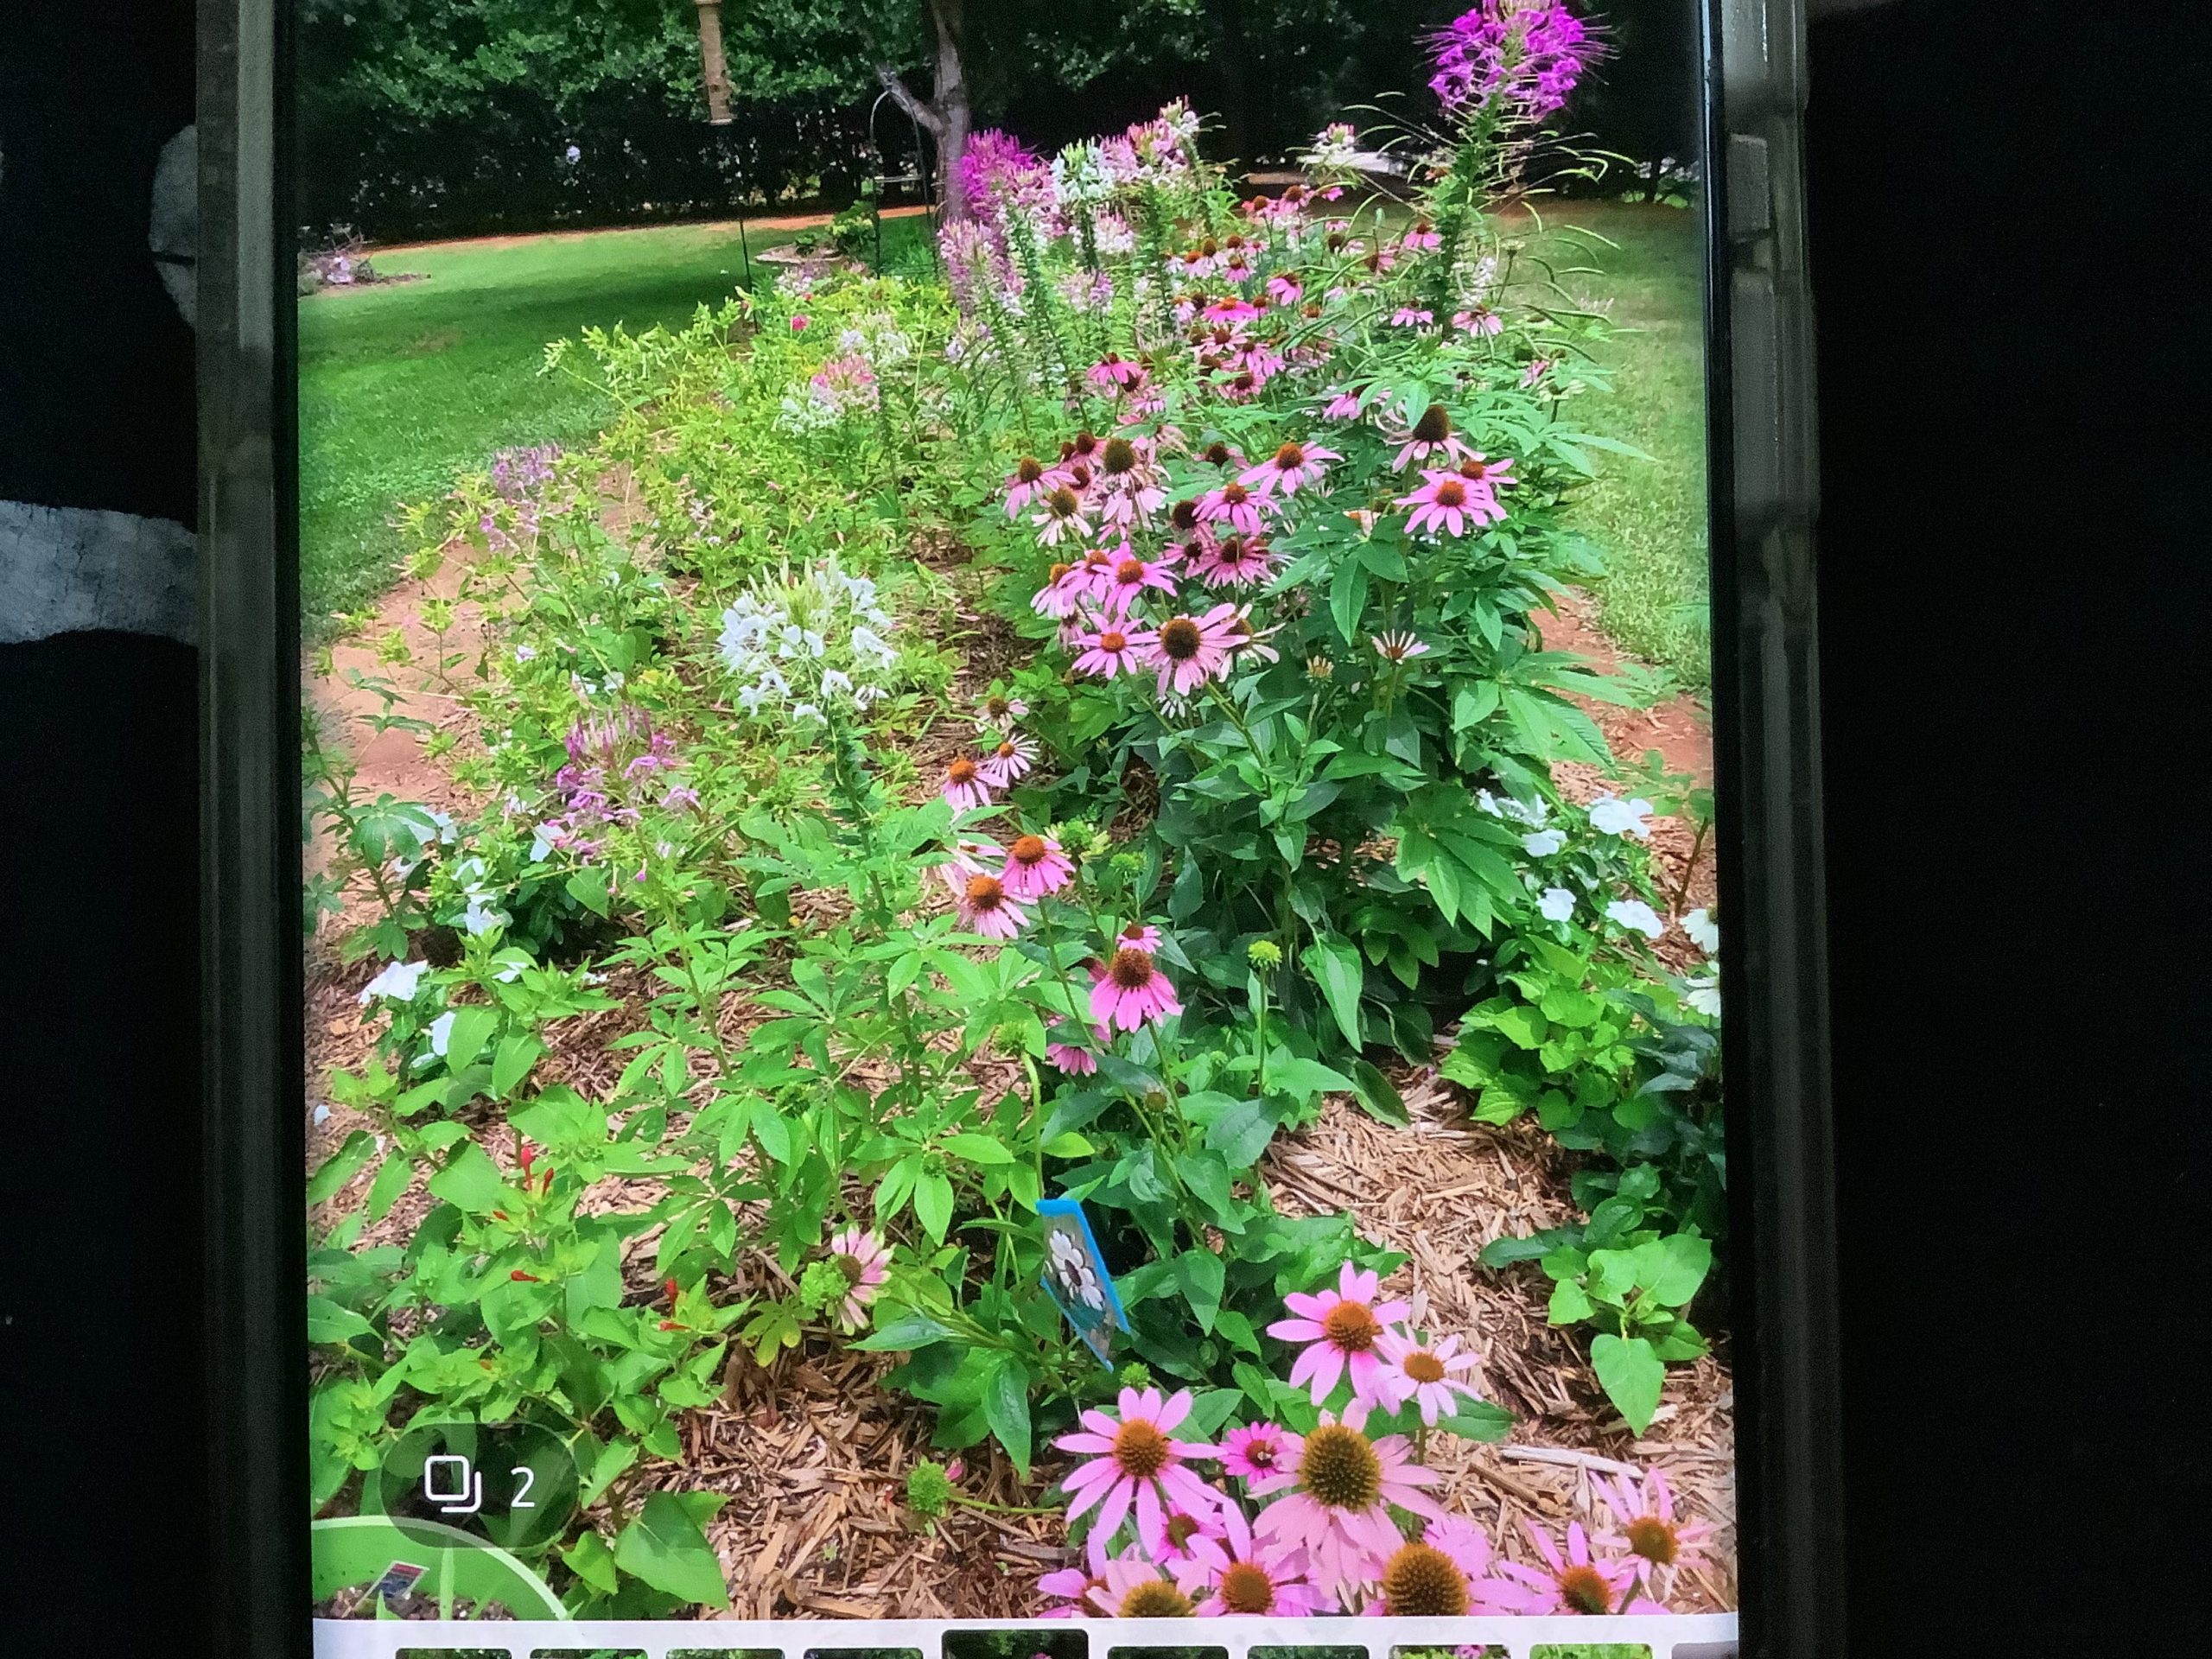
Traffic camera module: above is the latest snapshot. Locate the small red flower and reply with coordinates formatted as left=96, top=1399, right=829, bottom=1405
left=510, top=1270, right=541, bottom=1282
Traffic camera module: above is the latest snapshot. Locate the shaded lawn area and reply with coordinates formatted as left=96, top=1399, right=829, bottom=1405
left=1530, top=199, right=1712, bottom=690
left=298, top=215, right=931, bottom=626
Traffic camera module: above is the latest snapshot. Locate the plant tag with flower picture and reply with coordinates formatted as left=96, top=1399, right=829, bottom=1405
left=1036, top=1197, right=1125, bottom=1365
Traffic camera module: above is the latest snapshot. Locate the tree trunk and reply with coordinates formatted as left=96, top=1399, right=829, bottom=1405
left=875, top=0, right=974, bottom=219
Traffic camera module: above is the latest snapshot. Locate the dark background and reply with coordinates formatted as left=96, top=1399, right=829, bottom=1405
left=3, top=1, right=2209, bottom=1654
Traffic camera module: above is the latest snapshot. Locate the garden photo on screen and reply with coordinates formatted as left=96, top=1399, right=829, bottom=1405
left=300, top=0, right=1727, bottom=1628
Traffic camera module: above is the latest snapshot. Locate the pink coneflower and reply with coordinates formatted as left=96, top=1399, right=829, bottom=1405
left=1131, top=610, right=1237, bottom=698
left=1372, top=631, right=1432, bottom=664
left=1390, top=306, right=1435, bottom=328
left=1098, top=552, right=1179, bottom=615
left=1249, top=1403, right=1444, bottom=1601
left=1399, top=469, right=1487, bottom=538
left=1201, top=296, right=1262, bottom=327
left=1072, top=623, right=1141, bottom=679
left=975, top=690, right=1030, bottom=730
left=1046, top=1019, right=1101, bottom=1075
left=941, top=756, right=996, bottom=813
left=1596, top=1466, right=1715, bottom=1588
left=1190, top=534, right=1280, bottom=589
left=1037, top=1529, right=1115, bottom=1618
left=1374, top=1329, right=1484, bottom=1425
left=1173, top=1500, right=1330, bottom=1617
left=1001, top=832, right=1074, bottom=898
left=1218, top=1421, right=1294, bottom=1484
left=1096, top=435, right=1168, bottom=529
left=1196, top=480, right=1267, bottom=536
left=1456, top=452, right=1516, bottom=499
left=1402, top=217, right=1443, bottom=253
left=790, top=313, right=810, bottom=332
left=1032, top=486, right=1090, bottom=546
left=1088, top=353, right=1146, bottom=389
left=1103, top=925, right=1157, bottom=959
left=1005, top=455, right=1052, bottom=515
left=1391, top=403, right=1477, bottom=470
left=1494, top=1518, right=1651, bottom=1616
left=1139, top=1496, right=1230, bottom=1571
left=1320, top=385, right=1366, bottom=421
left=955, top=872, right=1029, bottom=940
left=1220, top=603, right=1284, bottom=665
left=1267, top=274, right=1304, bottom=307
left=978, top=734, right=1038, bottom=787
left=1054, top=1386, right=1219, bottom=1540
left=1031, top=560, right=1090, bottom=620
left=823, top=1226, right=889, bottom=1332
left=1268, top=1262, right=1414, bottom=1406
left=1090, top=946, right=1183, bottom=1031
left=1454, top=305, right=1503, bottom=335
left=1239, top=439, right=1340, bottom=498
left=1091, top=1557, right=1198, bottom=1618
left=1522, top=356, right=1554, bottom=388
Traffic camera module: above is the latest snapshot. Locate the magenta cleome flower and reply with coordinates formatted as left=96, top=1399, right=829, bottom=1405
left=1268, top=1261, right=1414, bottom=1406
left=1428, top=2, right=1602, bottom=122
left=1054, top=1386, right=1220, bottom=1541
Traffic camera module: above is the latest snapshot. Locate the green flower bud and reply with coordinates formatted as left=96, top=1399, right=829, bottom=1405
left=798, top=1258, right=850, bottom=1316
left=905, top=1460, right=954, bottom=1518
left=1116, top=1361, right=1155, bottom=1390
left=1246, top=938, right=1284, bottom=970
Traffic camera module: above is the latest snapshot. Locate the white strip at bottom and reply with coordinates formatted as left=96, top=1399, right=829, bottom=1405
left=314, top=1611, right=1739, bottom=1658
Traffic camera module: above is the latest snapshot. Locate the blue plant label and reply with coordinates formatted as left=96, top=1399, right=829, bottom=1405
left=1036, top=1196, right=1125, bottom=1367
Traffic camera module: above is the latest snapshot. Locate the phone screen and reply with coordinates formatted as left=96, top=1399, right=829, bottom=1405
left=298, top=3, right=1734, bottom=1651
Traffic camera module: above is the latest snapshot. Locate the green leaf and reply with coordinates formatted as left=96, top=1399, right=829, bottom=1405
left=1591, top=1332, right=1666, bottom=1433
left=1349, top=1058, right=1408, bottom=1126
left=913, top=1171, right=955, bottom=1242
left=439, top=1006, right=499, bottom=1072
left=850, top=1312, right=952, bottom=1352
left=305, top=1294, right=373, bottom=1345
left=566, top=865, right=611, bottom=918
left=1178, top=1250, right=1226, bottom=1332
left=364, top=1152, right=413, bottom=1223
left=1328, top=558, right=1370, bottom=646
left=306, top=1131, right=378, bottom=1205
left=613, top=1491, right=730, bottom=1609
left=981, top=1353, right=1033, bottom=1476
left=490, top=1033, right=545, bottom=1099
left=1434, top=1400, right=1516, bottom=1442
left=1649, top=1234, right=1713, bottom=1306
left=426, top=1141, right=505, bottom=1214
left=942, top=1132, right=1014, bottom=1166
left=1300, top=935, right=1365, bottom=1049
left=1268, top=1056, right=1356, bottom=1100
left=562, top=1529, right=620, bottom=1598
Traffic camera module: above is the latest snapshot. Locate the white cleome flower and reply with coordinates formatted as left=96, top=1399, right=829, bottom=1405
left=1681, top=906, right=1720, bottom=954
left=359, top=959, right=429, bottom=1005
left=1539, top=887, right=1577, bottom=922
left=1588, top=794, right=1656, bottom=839
left=1605, top=899, right=1665, bottom=939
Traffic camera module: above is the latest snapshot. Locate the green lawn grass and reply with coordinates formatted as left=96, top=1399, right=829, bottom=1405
left=297, top=215, right=931, bottom=625
left=1529, top=199, right=1712, bottom=690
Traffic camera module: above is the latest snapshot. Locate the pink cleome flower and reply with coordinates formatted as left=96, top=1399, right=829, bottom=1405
left=1131, top=607, right=1239, bottom=698
left=1268, top=1261, right=1414, bottom=1406
left=1249, top=1402, right=1444, bottom=1602
left=823, top=1226, right=890, bottom=1332
left=1054, top=1386, right=1220, bottom=1541
left=1090, top=946, right=1183, bottom=1031
left=1001, top=832, right=1075, bottom=898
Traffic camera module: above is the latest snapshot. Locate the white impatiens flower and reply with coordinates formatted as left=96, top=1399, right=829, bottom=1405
left=1605, top=899, right=1665, bottom=939
left=1589, top=794, right=1656, bottom=839
left=1685, top=969, right=1721, bottom=1017
left=1682, top=906, right=1720, bottom=954
left=1539, top=887, right=1577, bottom=922
left=461, top=897, right=506, bottom=937
left=359, top=959, right=429, bottom=1005
left=424, top=1010, right=457, bottom=1058
left=1522, top=829, right=1567, bottom=857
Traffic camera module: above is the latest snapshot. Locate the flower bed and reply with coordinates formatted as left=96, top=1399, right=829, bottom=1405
left=304, top=2, right=1727, bottom=1629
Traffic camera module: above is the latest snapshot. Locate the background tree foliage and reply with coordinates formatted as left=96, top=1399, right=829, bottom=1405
left=298, top=0, right=1694, bottom=242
